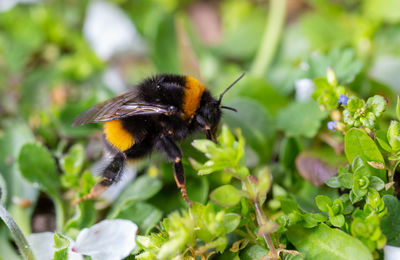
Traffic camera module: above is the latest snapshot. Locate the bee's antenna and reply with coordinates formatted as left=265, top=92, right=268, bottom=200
left=218, top=72, right=245, bottom=104
left=221, top=106, right=238, bottom=112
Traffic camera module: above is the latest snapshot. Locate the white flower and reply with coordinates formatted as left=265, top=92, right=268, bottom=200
left=28, top=219, right=138, bottom=260
left=295, top=78, right=315, bottom=102
left=83, top=1, right=146, bottom=61
left=28, top=232, right=82, bottom=260
left=73, top=219, right=138, bottom=260
left=385, top=245, right=400, bottom=260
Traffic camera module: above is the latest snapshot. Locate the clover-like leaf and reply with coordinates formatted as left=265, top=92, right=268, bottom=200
left=210, top=185, right=243, bottom=207
left=330, top=214, right=345, bottom=227
left=315, top=195, right=332, bottom=212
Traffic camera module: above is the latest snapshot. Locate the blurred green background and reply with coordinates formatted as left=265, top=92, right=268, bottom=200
left=1, top=0, right=400, bottom=258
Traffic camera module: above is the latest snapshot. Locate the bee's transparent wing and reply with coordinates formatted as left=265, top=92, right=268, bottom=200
left=72, top=89, right=176, bottom=126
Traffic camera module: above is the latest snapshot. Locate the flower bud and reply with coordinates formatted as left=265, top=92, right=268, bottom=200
left=327, top=67, right=338, bottom=86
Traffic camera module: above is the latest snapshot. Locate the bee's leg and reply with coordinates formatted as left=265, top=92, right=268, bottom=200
left=73, top=152, right=126, bottom=205
left=196, top=115, right=217, bottom=143
left=158, top=136, right=192, bottom=206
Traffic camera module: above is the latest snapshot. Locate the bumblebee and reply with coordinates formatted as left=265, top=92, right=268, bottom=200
left=73, top=73, right=244, bottom=205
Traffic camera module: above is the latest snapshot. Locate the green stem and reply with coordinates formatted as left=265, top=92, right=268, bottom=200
left=250, top=0, right=287, bottom=77
left=254, top=200, right=278, bottom=260
left=53, top=195, right=65, bottom=232
left=0, top=203, right=35, bottom=260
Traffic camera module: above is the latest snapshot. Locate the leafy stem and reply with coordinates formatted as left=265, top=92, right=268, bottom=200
left=0, top=202, right=35, bottom=260
left=254, top=199, right=278, bottom=259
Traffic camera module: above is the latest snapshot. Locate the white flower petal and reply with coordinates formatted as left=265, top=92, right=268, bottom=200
left=385, top=245, right=400, bottom=260
left=28, top=232, right=83, bottom=260
left=72, top=219, right=138, bottom=260
left=83, top=1, right=146, bottom=60
left=295, top=78, right=315, bottom=102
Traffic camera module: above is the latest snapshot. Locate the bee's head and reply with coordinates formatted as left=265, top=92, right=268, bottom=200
left=195, top=73, right=245, bottom=142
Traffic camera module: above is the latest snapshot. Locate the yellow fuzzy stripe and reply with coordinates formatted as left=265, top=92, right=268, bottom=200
left=183, top=76, right=205, bottom=119
left=103, top=120, right=135, bottom=151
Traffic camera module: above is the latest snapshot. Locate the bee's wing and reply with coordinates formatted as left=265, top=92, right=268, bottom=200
left=72, top=90, right=177, bottom=126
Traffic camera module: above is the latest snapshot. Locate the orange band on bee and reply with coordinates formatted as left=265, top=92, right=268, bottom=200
left=183, top=76, right=205, bottom=119
left=103, top=119, right=135, bottom=151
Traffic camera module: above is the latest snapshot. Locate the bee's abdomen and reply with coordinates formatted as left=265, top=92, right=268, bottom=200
left=103, top=119, right=135, bottom=151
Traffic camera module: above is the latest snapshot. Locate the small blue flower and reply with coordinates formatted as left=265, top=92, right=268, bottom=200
left=327, top=121, right=337, bottom=131
left=338, top=94, right=348, bottom=105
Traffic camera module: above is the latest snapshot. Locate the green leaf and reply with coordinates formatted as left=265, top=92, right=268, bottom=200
left=280, top=197, right=299, bottom=214
left=65, top=200, right=95, bottom=233
left=210, top=185, right=243, bottom=207
left=369, top=176, right=385, bottom=191
left=306, top=48, right=362, bottom=84
left=329, top=214, right=345, bottom=227
left=315, top=195, right=332, bottom=212
left=112, top=175, right=162, bottom=212
left=303, top=213, right=327, bottom=228
left=0, top=120, right=36, bottom=234
left=222, top=213, right=241, bottom=233
left=388, top=120, right=400, bottom=151
left=255, top=167, right=272, bottom=206
left=325, top=176, right=340, bottom=188
left=110, top=202, right=162, bottom=235
left=287, top=224, right=373, bottom=260
left=276, top=100, right=327, bottom=138
left=240, top=244, right=268, bottom=260
left=280, top=137, right=301, bottom=171
left=381, top=195, right=400, bottom=246
left=52, top=233, right=70, bottom=260
left=223, top=97, right=274, bottom=161
left=344, top=128, right=386, bottom=180
left=18, top=143, right=60, bottom=195
left=338, top=173, right=353, bottom=189
left=185, top=177, right=209, bottom=204
left=375, top=130, right=392, bottom=152
left=60, top=144, right=85, bottom=176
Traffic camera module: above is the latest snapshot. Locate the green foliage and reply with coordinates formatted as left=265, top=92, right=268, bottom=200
left=210, top=184, right=243, bottom=207
left=276, top=100, right=327, bottom=138
left=343, top=95, right=387, bottom=129
left=18, top=143, right=60, bottom=196
left=52, top=233, right=69, bottom=260
left=136, top=202, right=240, bottom=259
left=381, top=195, right=400, bottom=246
left=312, top=69, right=345, bottom=110
left=287, top=224, right=373, bottom=260
left=1, top=1, right=400, bottom=259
